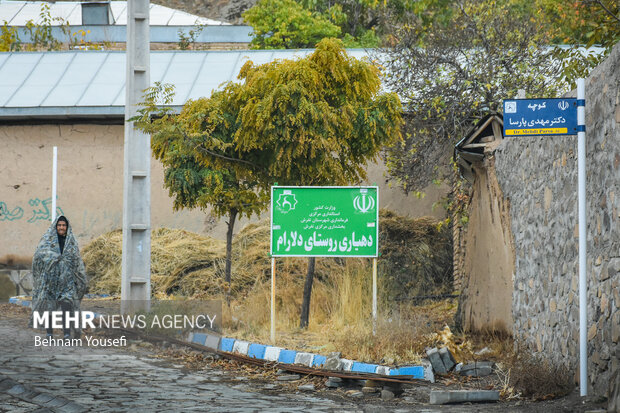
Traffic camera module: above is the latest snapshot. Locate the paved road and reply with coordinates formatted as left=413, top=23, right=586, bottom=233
left=0, top=305, right=608, bottom=413
left=0, top=307, right=381, bottom=412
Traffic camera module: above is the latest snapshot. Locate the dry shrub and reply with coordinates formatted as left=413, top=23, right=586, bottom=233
left=506, top=348, right=574, bottom=400
left=229, top=260, right=458, bottom=363
left=378, top=209, right=453, bottom=300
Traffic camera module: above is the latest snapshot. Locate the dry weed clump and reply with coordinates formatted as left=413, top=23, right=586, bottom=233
left=505, top=348, right=574, bottom=400
left=378, top=209, right=453, bottom=300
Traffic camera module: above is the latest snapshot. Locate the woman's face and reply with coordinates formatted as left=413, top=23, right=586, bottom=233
left=56, top=221, right=68, bottom=236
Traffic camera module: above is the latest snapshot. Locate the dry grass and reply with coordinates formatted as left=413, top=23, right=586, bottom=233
left=503, top=347, right=574, bottom=400
left=224, top=261, right=459, bottom=364
left=82, top=211, right=455, bottom=364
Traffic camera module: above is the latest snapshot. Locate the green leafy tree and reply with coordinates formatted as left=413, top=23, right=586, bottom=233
left=243, top=0, right=341, bottom=49
left=138, top=39, right=402, bottom=328
left=135, top=83, right=269, bottom=291
left=535, top=0, right=620, bottom=49
left=232, top=38, right=402, bottom=328
left=0, top=22, right=21, bottom=51
left=378, top=0, right=579, bottom=195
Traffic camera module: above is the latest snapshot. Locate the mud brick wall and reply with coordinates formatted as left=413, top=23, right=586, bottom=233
left=493, top=43, right=619, bottom=396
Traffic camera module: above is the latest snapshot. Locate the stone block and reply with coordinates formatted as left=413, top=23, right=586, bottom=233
left=346, top=390, right=363, bottom=398
left=612, top=312, right=620, bottom=344
left=438, top=347, right=456, bottom=371
left=381, top=389, right=395, bottom=400
left=294, top=352, right=314, bottom=367
left=362, top=386, right=379, bottom=393
left=429, top=390, right=500, bottom=405
left=341, top=359, right=354, bottom=372
left=608, top=367, right=620, bottom=413
left=323, top=352, right=342, bottom=370
left=232, top=340, right=250, bottom=355
left=32, top=393, right=54, bottom=403
left=420, top=359, right=435, bottom=382
left=264, top=346, right=282, bottom=362
left=204, top=333, right=220, bottom=351
left=460, top=362, right=494, bottom=377
left=276, top=374, right=300, bottom=381
left=298, top=384, right=315, bottom=391
left=0, top=377, right=16, bottom=391
left=426, top=348, right=448, bottom=374
left=7, top=384, right=26, bottom=395
left=426, top=348, right=447, bottom=374
left=364, top=379, right=381, bottom=388
left=325, top=377, right=342, bottom=388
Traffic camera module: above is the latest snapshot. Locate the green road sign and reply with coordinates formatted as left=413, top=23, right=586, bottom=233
left=271, top=186, right=378, bottom=257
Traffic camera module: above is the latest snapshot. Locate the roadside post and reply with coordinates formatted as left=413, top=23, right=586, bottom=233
left=503, top=80, right=588, bottom=396
left=270, top=186, right=379, bottom=343
left=51, top=146, right=57, bottom=222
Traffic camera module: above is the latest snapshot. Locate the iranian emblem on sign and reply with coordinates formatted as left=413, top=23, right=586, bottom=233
left=354, top=193, right=375, bottom=213
left=276, top=192, right=297, bottom=213
left=558, top=100, right=569, bottom=111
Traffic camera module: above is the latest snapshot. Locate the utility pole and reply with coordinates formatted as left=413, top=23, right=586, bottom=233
left=121, top=0, right=151, bottom=313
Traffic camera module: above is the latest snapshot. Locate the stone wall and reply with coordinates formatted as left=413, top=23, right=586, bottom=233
left=493, top=43, right=619, bottom=396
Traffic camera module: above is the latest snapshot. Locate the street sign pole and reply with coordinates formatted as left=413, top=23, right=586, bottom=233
left=270, top=186, right=380, bottom=341
left=372, top=257, right=377, bottom=335
left=271, top=257, right=276, bottom=343
left=577, top=78, right=587, bottom=396
left=503, top=87, right=588, bottom=396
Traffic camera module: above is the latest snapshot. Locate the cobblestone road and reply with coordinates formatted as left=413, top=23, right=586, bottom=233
left=0, top=308, right=380, bottom=412
left=0, top=305, right=608, bottom=413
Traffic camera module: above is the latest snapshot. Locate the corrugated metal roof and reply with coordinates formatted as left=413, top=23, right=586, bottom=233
left=0, top=49, right=373, bottom=120
left=0, top=1, right=229, bottom=26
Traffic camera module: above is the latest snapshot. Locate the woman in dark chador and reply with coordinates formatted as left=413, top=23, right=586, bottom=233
left=31, top=216, right=87, bottom=339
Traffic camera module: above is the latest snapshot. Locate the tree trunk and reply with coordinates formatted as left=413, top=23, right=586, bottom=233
left=299, top=256, right=315, bottom=329
left=225, top=208, right=238, bottom=286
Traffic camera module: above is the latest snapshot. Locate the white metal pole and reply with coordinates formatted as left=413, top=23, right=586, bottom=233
left=372, top=257, right=377, bottom=335
left=51, top=146, right=57, bottom=222
left=271, top=257, right=276, bottom=343
left=577, top=78, right=587, bottom=397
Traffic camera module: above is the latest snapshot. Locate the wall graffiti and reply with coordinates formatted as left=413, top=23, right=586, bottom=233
left=0, top=202, right=24, bottom=221
left=0, top=197, right=63, bottom=223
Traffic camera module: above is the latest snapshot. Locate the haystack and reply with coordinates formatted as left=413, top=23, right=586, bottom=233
left=82, top=210, right=452, bottom=299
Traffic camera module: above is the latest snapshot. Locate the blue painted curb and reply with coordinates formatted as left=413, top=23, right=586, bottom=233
left=192, top=333, right=208, bottom=346
left=278, top=349, right=297, bottom=364
left=312, top=354, right=326, bottom=367
left=391, top=366, right=425, bottom=379
left=8, top=296, right=433, bottom=382
left=247, top=343, right=267, bottom=359
left=219, top=337, right=235, bottom=352
left=351, top=362, right=379, bottom=374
